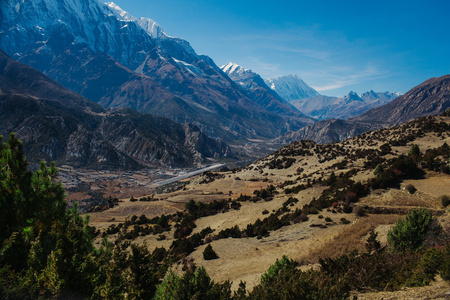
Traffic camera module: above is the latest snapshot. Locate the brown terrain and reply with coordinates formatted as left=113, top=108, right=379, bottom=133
left=81, top=114, right=450, bottom=298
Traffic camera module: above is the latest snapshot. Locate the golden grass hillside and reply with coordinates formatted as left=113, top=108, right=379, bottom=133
left=87, top=114, right=450, bottom=296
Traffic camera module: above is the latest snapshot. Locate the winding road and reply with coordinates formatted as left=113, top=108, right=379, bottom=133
left=153, top=163, right=226, bottom=187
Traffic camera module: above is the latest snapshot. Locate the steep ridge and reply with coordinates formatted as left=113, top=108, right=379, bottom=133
left=0, top=0, right=312, bottom=142
left=0, top=49, right=232, bottom=169
left=278, top=75, right=450, bottom=144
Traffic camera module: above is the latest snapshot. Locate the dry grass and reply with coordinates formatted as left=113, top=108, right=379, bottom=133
left=353, top=275, right=450, bottom=300
left=83, top=115, right=450, bottom=296
left=300, top=214, right=401, bottom=263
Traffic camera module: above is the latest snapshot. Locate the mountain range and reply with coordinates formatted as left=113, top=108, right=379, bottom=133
left=0, top=49, right=231, bottom=169
left=278, top=75, right=450, bottom=144
left=0, top=0, right=313, bottom=144
left=1, top=0, right=449, bottom=168
left=291, top=90, right=402, bottom=120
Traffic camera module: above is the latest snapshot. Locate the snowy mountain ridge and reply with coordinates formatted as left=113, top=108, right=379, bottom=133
left=1, top=0, right=198, bottom=69
left=221, top=62, right=252, bottom=77
left=105, top=2, right=166, bottom=39
left=1, top=0, right=314, bottom=143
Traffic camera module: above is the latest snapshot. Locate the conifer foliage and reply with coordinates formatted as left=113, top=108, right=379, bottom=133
left=0, top=134, right=169, bottom=299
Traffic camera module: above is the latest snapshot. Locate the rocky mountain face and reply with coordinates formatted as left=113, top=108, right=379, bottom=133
left=291, top=91, right=401, bottom=120
left=0, top=50, right=232, bottom=169
left=221, top=62, right=314, bottom=126
left=278, top=75, right=450, bottom=144
left=0, top=0, right=312, bottom=143
left=264, top=74, right=320, bottom=102
left=276, top=119, right=374, bottom=144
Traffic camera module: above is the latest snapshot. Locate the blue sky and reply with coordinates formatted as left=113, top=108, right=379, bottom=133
left=106, top=0, right=450, bottom=97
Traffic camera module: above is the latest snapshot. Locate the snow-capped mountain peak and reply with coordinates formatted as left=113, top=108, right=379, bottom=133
left=265, top=74, right=320, bottom=102
left=105, top=2, right=134, bottom=21
left=221, top=62, right=251, bottom=77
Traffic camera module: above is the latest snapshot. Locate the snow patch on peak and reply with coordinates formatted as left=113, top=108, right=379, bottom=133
left=221, top=62, right=251, bottom=77
left=105, top=2, right=134, bottom=21
left=137, top=17, right=166, bottom=39
left=173, top=58, right=205, bottom=77
left=105, top=2, right=166, bottom=39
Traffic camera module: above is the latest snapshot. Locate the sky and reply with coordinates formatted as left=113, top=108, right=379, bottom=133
left=105, top=0, right=450, bottom=97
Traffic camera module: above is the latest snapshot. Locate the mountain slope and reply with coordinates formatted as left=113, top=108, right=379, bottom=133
left=279, top=75, right=450, bottom=144
left=265, top=74, right=320, bottom=101
left=0, top=49, right=231, bottom=169
left=0, top=0, right=312, bottom=143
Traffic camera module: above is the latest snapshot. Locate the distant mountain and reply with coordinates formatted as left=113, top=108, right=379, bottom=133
left=265, top=75, right=320, bottom=102
left=221, top=62, right=314, bottom=126
left=0, top=0, right=312, bottom=143
left=0, top=49, right=232, bottom=169
left=278, top=75, right=450, bottom=144
left=352, top=77, right=450, bottom=125
left=291, top=91, right=401, bottom=120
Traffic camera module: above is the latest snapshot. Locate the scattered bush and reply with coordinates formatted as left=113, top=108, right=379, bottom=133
left=441, top=195, right=450, bottom=208
left=408, top=144, right=421, bottom=158
left=354, top=206, right=365, bottom=217
left=203, top=244, right=219, bottom=260
left=405, top=184, right=417, bottom=194
left=341, top=218, right=351, bottom=225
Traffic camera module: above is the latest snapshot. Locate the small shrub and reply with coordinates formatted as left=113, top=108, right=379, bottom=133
left=408, top=144, right=421, bottom=158
left=260, top=256, right=298, bottom=288
left=203, top=244, right=219, bottom=260
left=345, top=192, right=359, bottom=203
left=325, top=217, right=332, bottom=222
left=374, top=164, right=384, bottom=176
left=262, top=209, right=269, bottom=215
left=365, top=230, right=381, bottom=253
left=388, top=208, right=442, bottom=253
left=340, top=218, right=351, bottom=225
left=405, top=184, right=417, bottom=194
left=441, top=195, right=450, bottom=208
left=298, top=213, right=308, bottom=222
left=354, top=206, right=365, bottom=217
